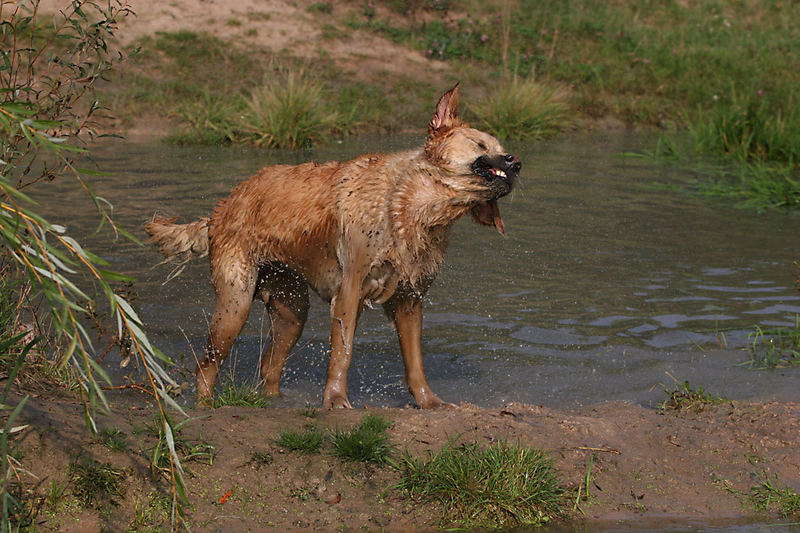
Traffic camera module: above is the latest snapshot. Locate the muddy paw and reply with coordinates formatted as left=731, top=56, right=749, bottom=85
left=418, top=396, right=456, bottom=409
left=323, top=394, right=353, bottom=409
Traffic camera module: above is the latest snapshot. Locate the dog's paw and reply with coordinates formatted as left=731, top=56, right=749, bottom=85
left=323, top=394, right=353, bottom=409
left=418, top=396, right=456, bottom=409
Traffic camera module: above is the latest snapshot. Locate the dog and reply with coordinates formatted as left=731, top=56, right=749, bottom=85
left=145, top=84, right=520, bottom=408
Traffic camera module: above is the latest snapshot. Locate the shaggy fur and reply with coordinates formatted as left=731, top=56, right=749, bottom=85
left=145, top=84, right=520, bottom=408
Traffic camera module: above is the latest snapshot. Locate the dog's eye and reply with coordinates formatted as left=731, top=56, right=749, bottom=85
left=477, top=142, right=487, bottom=151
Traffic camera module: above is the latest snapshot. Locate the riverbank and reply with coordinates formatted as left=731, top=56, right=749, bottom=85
left=10, top=385, right=800, bottom=530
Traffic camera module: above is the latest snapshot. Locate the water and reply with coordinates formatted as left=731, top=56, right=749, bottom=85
left=38, top=132, right=800, bottom=409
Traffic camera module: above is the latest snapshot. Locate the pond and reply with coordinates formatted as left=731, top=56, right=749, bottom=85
left=43, top=132, right=800, bottom=409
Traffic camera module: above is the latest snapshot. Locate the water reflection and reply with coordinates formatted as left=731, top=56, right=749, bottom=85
left=34, top=133, right=800, bottom=408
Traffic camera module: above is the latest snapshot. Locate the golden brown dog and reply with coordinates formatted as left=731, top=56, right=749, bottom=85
left=145, top=84, right=520, bottom=408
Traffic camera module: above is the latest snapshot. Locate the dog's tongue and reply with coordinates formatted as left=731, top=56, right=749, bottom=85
left=471, top=200, right=505, bottom=236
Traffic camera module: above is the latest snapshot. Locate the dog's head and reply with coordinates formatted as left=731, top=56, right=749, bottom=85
left=424, top=84, right=521, bottom=236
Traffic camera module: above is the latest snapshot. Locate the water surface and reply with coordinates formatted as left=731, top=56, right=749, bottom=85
left=43, top=133, right=799, bottom=408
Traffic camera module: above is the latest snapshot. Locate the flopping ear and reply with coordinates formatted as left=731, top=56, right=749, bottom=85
left=428, top=83, right=461, bottom=134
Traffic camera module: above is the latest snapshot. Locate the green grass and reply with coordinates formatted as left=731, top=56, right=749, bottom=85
left=469, top=75, right=570, bottom=140
left=69, top=459, right=127, bottom=508
left=241, top=71, right=344, bottom=149
left=128, top=491, right=171, bottom=533
left=98, top=428, right=129, bottom=452
left=397, top=441, right=565, bottom=529
left=210, top=379, right=271, bottom=408
left=276, top=426, right=325, bottom=454
left=147, top=416, right=215, bottom=479
left=743, top=316, right=800, bottom=369
left=660, top=380, right=725, bottom=413
left=748, top=479, right=800, bottom=518
left=331, top=413, right=395, bottom=464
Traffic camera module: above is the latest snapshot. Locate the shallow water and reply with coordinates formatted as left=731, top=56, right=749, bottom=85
left=39, top=132, right=800, bottom=409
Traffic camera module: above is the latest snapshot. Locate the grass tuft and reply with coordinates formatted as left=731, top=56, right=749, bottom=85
left=98, top=428, right=129, bottom=452
left=276, top=426, right=325, bottom=454
left=69, top=460, right=127, bottom=508
left=242, top=71, right=342, bottom=149
left=748, top=479, right=800, bottom=518
left=331, top=413, right=394, bottom=464
left=660, top=380, right=725, bottom=413
left=469, top=75, right=570, bottom=140
left=744, top=316, right=800, bottom=369
left=211, top=379, right=271, bottom=408
left=398, top=441, right=565, bottom=529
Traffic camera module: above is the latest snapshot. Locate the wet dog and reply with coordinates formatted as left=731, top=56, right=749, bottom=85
left=145, top=84, right=520, bottom=408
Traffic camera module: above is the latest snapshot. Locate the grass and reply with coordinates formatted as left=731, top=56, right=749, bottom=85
left=128, top=491, right=171, bottom=533
left=331, top=413, right=395, bottom=464
left=276, top=426, right=325, bottom=454
left=468, top=75, right=570, bottom=140
left=747, top=479, right=800, bottom=518
left=743, top=316, right=800, bottom=369
left=147, top=416, right=215, bottom=479
left=397, top=441, right=565, bottom=529
left=210, top=378, right=271, bottom=408
left=573, top=454, right=595, bottom=514
left=660, top=380, right=725, bottom=413
left=69, top=459, right=127, bottom=508
left=241, top=71, right=345, bottom=149
left=98, top=428, right=129, bottom=452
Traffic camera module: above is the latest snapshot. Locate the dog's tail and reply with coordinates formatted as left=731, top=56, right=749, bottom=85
left=145, top=216, right=210, bottom=268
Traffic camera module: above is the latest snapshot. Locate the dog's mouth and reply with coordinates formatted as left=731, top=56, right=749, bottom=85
left=470, top=154, right=521, bottom=236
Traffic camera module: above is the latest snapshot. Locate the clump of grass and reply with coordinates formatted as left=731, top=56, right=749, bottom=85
left=690, top=163, right=800, bottom=211
left=398, top=441, right=565, bottom=529
left=744, top=317, right=800, bottom=369
left=69, top=460, right=127, bottom=508
left=331, top=413, right=394, bottom=464
left=276, top=426, right=325, bottom=454
left=128, top=491, right=171, bottom=532
left=689, top=89, right=800, bottom=165
left=148, top=416, right=215, bottom=479
left=660, top=380, right=725, bottom=413
left=470, top=76, right=570, bottom=140
left=242, top=71, right=343, bottom=149
left=168, top=90, right=238, bottom=145
left=748, top=479, right=800, bottom=518
left=98, top=428, right=129, bottom=452
left=248, top=450, right=274, bottom=468
left=299, top=405, right=318, bottom=418
left=211, top=378, right=271, bottom=408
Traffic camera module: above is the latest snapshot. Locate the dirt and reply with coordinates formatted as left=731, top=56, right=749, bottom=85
left=9, top=384, right=800, bottom=531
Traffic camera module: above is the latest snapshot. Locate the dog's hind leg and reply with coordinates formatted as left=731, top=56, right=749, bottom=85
left=384, top=294, right=452, bottom=409
left=256, top=267, right=309, bottom=397
left=197, top=264, right=257, bottom=404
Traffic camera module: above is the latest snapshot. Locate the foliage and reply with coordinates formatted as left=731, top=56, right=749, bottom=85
left=148, top=415, right=215, bottom=479
left=744, top=317, right=800, bottom=369
left=331, top=413, right=395, bottom=464
left=397, top=440, right=565, bottom=529
left=0, top=1, right=189, bottom=527
left=69, top=459, right=126, bottom=508
left=470, top=75, right=569, bottom=140
left=276, top=426, right=325, bottom=454
left=98, top=428, right=129, bottom=452
left=660, top=380, right=725, bottom=413
left=241, top=70, right=344, bottom=149
left=210, top=378, right=271, bottom=408
left=747, top=479, right=800, bottom=518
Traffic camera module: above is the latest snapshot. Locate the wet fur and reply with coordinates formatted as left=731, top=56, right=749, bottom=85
left=145, top=84, right=520, bottom=408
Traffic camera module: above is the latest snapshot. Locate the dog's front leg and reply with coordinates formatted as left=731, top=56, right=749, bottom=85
left=323, top=275, right=363, bottom=408
left=385, top=295, right=453, bottom=409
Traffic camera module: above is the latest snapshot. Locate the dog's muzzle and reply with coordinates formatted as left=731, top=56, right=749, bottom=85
left=471, top=153, right=521, bottom=199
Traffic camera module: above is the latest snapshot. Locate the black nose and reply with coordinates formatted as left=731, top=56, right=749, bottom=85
left=504, top=153, right=521, bottom=172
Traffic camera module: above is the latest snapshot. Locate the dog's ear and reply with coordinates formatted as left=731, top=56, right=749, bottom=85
left=428, top=83, right=460, bottom=134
